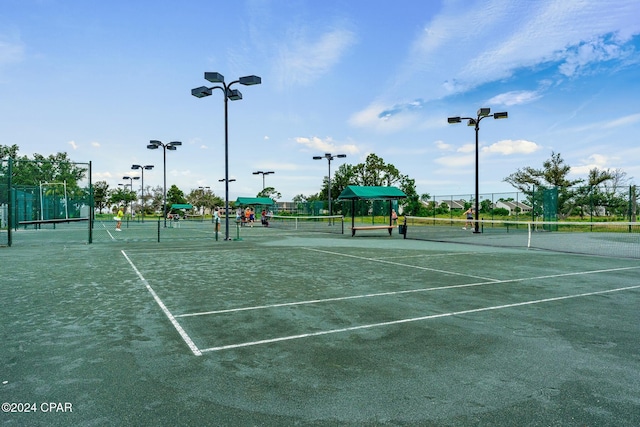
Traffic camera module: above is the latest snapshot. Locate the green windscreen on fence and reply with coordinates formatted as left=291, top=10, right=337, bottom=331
left=1, top=158, right=92, bottom=246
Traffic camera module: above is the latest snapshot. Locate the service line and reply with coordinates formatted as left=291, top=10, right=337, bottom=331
left=199, top=283, right=640, bottom=353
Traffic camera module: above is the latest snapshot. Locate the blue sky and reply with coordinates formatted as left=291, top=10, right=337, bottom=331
left=1, top=0, right=640, bottom=201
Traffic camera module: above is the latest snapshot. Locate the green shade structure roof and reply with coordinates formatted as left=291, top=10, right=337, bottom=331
left=170, top=204, right=193, bottom=209
left=235, top=197, right=274, bottom=206
left=337, top=185, right=407, bottom=200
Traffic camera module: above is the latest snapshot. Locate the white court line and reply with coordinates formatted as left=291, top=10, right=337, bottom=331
left=199, top=284, right=640, bottom=353
left=101, top=222, right=115, bottom=240
left=304, top=247, right=500, bottom=282
left=120, top=250, right=202, bottom=356
left=175, top=265, right=640, bottom=318
left=381, top=252, right=478, bottom=260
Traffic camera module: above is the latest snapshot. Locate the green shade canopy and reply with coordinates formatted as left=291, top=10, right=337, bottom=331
left=170, top=204, right=193, bottom=210
left=235, top=197, right=274, bottom=206
left=337, top=186, right=407, bottom=200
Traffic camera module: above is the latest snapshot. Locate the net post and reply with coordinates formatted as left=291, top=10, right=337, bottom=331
left=233, top=219, right=242, bottom=241
left=157, top=218, right=160, bottom=242
left=527, top=222, right=531, bottom=248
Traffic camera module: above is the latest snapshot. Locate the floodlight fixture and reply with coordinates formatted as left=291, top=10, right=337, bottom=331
left=239, top=75, right=262, bottom=86
left=253, top=170, right=274, bottom=189
left=205, top=72, right=225, bottom=83
left=446, top=107, right=508, bottom=233
left=147, top=140, right=181, bottom=227
left=313, top=153, right=347, bottom=216
left=191, top=86, right=212, bottom=98
left=192, top=70, right=262, bottom=240
left=131, top=164, right=154, bottom=222
left=227, top=89, right=242, bottom=100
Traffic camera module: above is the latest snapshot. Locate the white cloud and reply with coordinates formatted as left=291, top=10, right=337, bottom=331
left=457, top=143, right=475, bottom=154
left=435, top=140, right=453, bottom=151
left=434, top=154, right=474, bottom=168
left=294, top=136, right=360, bottom=154
left=275, top=27, right=357, bottom=87
left=91, top=141, right=100, bottom=148
left=482, top=139, right=541, bottom=155
left=68, top=140, right=78, bottom=150
left=487, top=90, right=542, bottom=106
left=570, top=153, right=615, bottom=175
left=352, top=0, right=640, bottom=129
left=602, top=112, right=640, bottom=128
left=559, top=35, right=633, bottom=77
left=349, top=102, right=422, bottom=132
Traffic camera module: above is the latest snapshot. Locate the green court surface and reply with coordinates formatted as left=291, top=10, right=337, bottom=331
left=1, top=223, right=639, bottom=426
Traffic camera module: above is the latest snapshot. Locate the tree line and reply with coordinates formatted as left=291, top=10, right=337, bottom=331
left=1, top=144, right=635, bottom=219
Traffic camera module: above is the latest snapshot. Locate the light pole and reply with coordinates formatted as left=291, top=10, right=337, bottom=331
left=131, top=164, right=154, bottom=222
left=252, top=170, right=274, bottom=190
left=448, top=108, right=508, bottom=233
left=122, top=176, right=140, bottom=220
left=147, top=140, right=182, bottom=227
left=192, top=72, right=262, bottom=241
left=313, top=153, right=346, bottom=216
left=218, top=178, right=236, bottom=221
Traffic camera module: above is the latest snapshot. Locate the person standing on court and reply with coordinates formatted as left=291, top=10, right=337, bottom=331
left=391, top=209, right=398, bottom=225
left=115, top=206, right=124, bottom=231
left=463, top=207, right=473, bottom=230
left=213, top=207, right=220, bottom=233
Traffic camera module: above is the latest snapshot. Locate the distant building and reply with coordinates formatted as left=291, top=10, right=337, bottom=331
left=275, top=201, right=296, bottom=213
left=494, top=200, right=532, bottom=215
left=438, top=199, right=466, bottom=210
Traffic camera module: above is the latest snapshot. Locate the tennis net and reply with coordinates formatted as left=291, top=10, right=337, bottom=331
left=268, top=215, right=344, bottom=234
left=403, top=216, right=640, bottom=258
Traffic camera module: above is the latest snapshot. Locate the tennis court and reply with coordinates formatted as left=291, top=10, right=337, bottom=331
left=1, top=220, right=639, bottom=425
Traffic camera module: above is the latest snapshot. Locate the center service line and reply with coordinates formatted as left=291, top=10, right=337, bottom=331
left=121, top=250, right=202, bottom=356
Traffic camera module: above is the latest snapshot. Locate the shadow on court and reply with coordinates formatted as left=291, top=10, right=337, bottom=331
left=1, top=226, right=639, bottom=426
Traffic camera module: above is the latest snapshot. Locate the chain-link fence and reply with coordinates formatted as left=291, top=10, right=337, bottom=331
left=427, top=185, right=637, bottom=222
left=0, top=158, right=93, bottom=246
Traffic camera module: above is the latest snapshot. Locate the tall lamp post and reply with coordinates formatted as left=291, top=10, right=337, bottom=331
left=147, top=140, right=182, bottom=227
left=122, top=176, right=140, bottom=220
left=252, top=170, right=274, bottom=190
left=447, top=108, right=508, bottom=233
left=313, top=153, right=346, bottom=216
left=131, top=164, right=154, bottom=222
left=191, top=72, right=262, bottom=241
